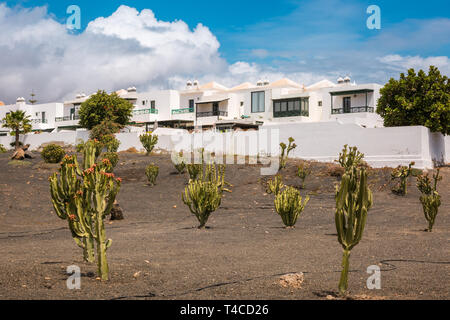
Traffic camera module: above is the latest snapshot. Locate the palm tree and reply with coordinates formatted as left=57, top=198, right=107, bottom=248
left=2, top=110, right=32, bottom=149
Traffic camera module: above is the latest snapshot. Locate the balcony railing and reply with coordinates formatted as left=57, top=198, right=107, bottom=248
left=331, top=106, right=374, bottom=114
left=172, top=107, right=194, bottom=115
left=196, top=111, right=228, bottom=118
left=133, top=108, right=158, bottom=115
left=273, top=110, right=309, bottom=118
left=31, top=119, right=48, bottom=124
left=55, top=115, right=80, bottom=122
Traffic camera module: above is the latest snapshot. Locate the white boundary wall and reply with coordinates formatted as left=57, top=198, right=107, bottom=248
left=1, top=123, right=449, bottom=169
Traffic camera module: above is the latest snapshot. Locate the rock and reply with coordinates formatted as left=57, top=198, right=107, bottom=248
left=110, top=201, right=124, bottom=220
left=279, top=273, right=304, bottom=289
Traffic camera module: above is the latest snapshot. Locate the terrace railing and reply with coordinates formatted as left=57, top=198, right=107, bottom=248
left=196, top=111, right=228, bottom=118
left=133, top=108, right=158, bottom=115
left=31, top=119, right=48, bottom=124
left=55, top=115, right=80, bottom=122
left=172, top=107, right=194, bottom=115
left=273, top=110, right=309, bottom=118
left=331, top=106, right=374, bottom=114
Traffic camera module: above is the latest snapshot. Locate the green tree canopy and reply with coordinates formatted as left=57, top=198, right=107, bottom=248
left=79, top=90, right=133, bottom=130
left=2, top=110, right=32, bottom=149
left=376, top=66, right=450, bottom=135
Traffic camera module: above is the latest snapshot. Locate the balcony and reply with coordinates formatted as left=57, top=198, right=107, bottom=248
left=196, top=111, right=228, bottom=118
left=331, top=106, right=374, bottom=114
left=55, top=115, right=80, bottom=122
left=172, top=107, right=194, bottom=115
left=31, top=119, right=48, bottom=124
left=274, top=110, right=309, bottom=118
left=133, top=108, right=158, bottom=115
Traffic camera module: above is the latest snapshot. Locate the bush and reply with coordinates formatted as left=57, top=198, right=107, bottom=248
left=274, top=186, right=309, bottom=227
left=140, top=133, right=158, bottom=155
left=41, top=144, right=66, bottom=163
left=100, top=135, right=120, bottom=152
left=173, top=151, right=186, bottom=174
left=417, top=169, right=442, bottom=232
left=145, top=164, right=159, bottom=186
left=10, top=141, right=23, bottom=148
left=296, top=163, right=311, bottom=189
left=101, top=152, right=119, bottom=170
left=0, top=144, right=6, bottom=153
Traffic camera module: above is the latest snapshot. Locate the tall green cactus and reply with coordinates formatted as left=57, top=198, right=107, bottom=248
left=49, top=140, right=121, bottom=280
left=391, top=162, right=415, bottom=196
left=266, top=175, right=285, bottom=195
left=145, top=163, right=159, bottom=186
left=279, top=137, right=297, bottom=170
left=337, top=144, right=364, bottom=171
left=274, top=186, right=309, bottom=227
left=182, top=162, right=225, bottom=228
left=417, top=169, right=442, bottom=232
left=335, top=165, right=373, bottom=295
left=140, top=133, right=158, bottom=155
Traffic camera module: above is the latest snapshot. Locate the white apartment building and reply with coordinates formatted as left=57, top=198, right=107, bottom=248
left=0, top=76, right=384, bottom=136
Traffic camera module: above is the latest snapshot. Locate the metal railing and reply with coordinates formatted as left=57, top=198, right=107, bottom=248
left=196, top=111, right=228, bottom=118
left=31, top=119, right=48, bottom=124
left=273, top=110, right=309, bottom=118
left=55, top=115, right=80, bottom=122
left=331, top=106, right=374, bottom=114
left=172, top=107, right=194, bottom=114
left=133, top=108, right=158, bottom=115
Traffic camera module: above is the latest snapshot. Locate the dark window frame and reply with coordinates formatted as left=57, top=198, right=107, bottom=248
left=251, top=91, right=265, bottom=113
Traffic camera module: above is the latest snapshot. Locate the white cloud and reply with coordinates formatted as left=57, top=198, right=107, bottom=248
left=378, top=55, right=450, bottom=75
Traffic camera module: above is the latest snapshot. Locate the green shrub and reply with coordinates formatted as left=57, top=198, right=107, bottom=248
left=41, top=144, right=66, bottom=163
left=391, top=162, right=415, bottom=195
left=140, top=133, right=158, bottom=155
left=10, top=141, right=23, bottom=148
left=296, top=163, right=311, bottom=189
left=173, top=151, right=186, bottom=174
left=100, top=135, right=120, bottom=152
left=101, top=152, right=119, bottom=171
left=417, top=169, right=442, bottom=232
left=145, top=163, right=159, bottom=186
left=266, top=175, right=284, bottom=195
left=274, top=186, right=309, bottom=227
left=0, top=144, right=6, bottom=153
left=337, top=145, right=364, bottom=171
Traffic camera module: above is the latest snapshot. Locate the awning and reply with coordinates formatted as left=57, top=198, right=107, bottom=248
left=195, top=98, right=229, bottom=105
left=329, top=89, right=374, bottom=96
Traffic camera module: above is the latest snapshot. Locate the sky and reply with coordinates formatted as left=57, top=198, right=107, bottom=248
left=0, top=0, right=449, bottom=103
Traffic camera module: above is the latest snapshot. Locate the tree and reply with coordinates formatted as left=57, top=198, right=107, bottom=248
left=2, top=110, right=32, bottom=149
left=78, top=90, right=133, bottom=130
left=376, top=66, right=450, bottom=135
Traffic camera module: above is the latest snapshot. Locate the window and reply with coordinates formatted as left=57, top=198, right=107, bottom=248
left=273, top=97, right=309, bottom=117
left=318, top=101, right=322, bottom=107
left=150, top=100, right=156, bottom=109
left=142, top=101, right=145, bottom=106
left=189, top=99, right=194, bottom=109
left=251, top=91, right=265, bottom=113
left=240, top=101, right=244, bottom=106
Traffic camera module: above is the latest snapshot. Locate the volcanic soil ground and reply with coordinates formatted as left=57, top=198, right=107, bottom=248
left=0, top=151, right=449, bottom=300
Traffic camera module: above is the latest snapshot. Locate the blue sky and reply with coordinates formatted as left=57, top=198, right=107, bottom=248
left=0, top=0, right=449, bottom=102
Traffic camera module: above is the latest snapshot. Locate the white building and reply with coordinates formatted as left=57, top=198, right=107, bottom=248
left=0, top=76, right=384, bottom=136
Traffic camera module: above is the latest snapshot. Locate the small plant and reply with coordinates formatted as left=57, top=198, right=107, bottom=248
left=173, top=151, right=186, bottom=174
left=266, top=175, right=284, bottom=195
left=274, top=186, right=309, bottom=228
left=279, top=137, right=297, bottom=170
left=296, top=163, right=311, bottom=189
left=140, top=133, right=158, bottom=155
left=337, top=145, right=364, bottom=171
left=101, top=152, right=119, bottom=170
left=75, top=139, right=85, bottom=153
left=335, top=165, right=373, bottom=295
left=49, top=140, right=121, bottom=280
left=145, top=163, right=159, bottom=186
left=0, top=144, right=6, bottom=153
left=391, top=162, right=415, bottom=196
left=41, top=144, right=66, bottom=163
left=417, top=169, right=442, bottom=232
left=187, top=148, right=204, bottom=180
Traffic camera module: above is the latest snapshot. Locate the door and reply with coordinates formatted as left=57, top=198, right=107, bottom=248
left=213, top=102, right=219, bottom=116
left=343, top=97, right=351, bottom=113
left=41, top=111, right=46, bottom=123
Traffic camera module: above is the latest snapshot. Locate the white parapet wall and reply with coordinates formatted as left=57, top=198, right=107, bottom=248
left=0, top=123, right=448, bottom=169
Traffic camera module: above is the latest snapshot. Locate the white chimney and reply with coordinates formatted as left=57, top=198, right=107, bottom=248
left=16, top=97, right=26, bottom=105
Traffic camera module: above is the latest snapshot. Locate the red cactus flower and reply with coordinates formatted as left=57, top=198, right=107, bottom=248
left=68, top=214, right=76, bottom=221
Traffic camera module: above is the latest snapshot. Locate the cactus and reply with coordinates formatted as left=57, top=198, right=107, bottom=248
left=266, top=175, right=284, bottom=195
left=140, top=133, right=158, bottom=155
left=335, top=165, right=373, bottom=295
left=173, top=151, right=186, bottom=174
left=182, top=162, right=225, bottom=228
left=391, top=162, right=415, bottom=196
left=337, top=145, right=364, bottom=171
left=145, top=163, right=159, bottom=186
left=274, top=186, right=309, bottom=227
left=296, top=163, right=311, bottom=189
left=49, top=140, right=121, bottom=280
left=187, top=148, right=205, bottom=180
left=279, top=137, right=297, bottom=170
left=417, top=169, right=442, bottom=232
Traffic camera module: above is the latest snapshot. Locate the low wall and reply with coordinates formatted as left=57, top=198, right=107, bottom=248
left=1, top=123, right=447, bottom=169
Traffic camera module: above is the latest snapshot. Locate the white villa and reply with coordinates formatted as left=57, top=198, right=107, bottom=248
left=0, top=76, right=383, bottom=136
